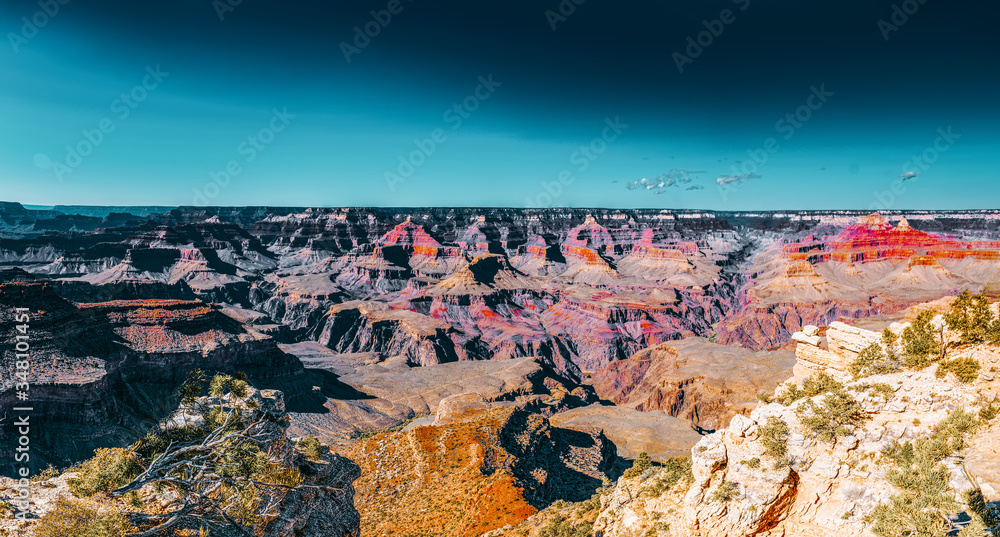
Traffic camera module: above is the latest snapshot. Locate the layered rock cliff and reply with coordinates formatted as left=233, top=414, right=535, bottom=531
left=0, top=273, right=306, bottom=470
left=6, top=204, right=1000, bottom=476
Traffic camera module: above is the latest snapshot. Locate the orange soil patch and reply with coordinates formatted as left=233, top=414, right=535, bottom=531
left=344, top=408, right=539, bottom=537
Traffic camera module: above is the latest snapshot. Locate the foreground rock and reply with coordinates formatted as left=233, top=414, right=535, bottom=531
left=0, top=388, right=362, bottom=537
left=589, top=302, right=1000, bottom=537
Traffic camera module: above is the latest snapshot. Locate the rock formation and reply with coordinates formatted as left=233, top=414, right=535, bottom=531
left=586, top=302, right=1000, bottom=537
left=0, top=273, right=306, bottom=469
left=591, top=337, right=796, bottom=431
left=344, top=396, right=621, bottom=537
left=791, top=321, right=880, bottom=382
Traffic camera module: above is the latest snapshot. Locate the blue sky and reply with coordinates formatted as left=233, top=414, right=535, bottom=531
left=1, top=0, right=998, bottom=209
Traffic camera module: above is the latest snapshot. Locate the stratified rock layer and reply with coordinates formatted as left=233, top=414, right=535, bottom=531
left=0, top=278, right=305, bottom=470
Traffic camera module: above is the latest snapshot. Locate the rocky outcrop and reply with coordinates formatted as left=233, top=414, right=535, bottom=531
left=716, top=299, right=902, bottom=350
left=590, top=302, right=1000, bottom=537
left=672, top=371, right=985, bottom=536
left=0, top=389, right=362, bottom=537
left=261, top=450, right=361, bottom=537
left=791, top=321, right=880, bottom=381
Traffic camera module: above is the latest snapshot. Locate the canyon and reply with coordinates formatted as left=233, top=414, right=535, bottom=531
left=3, top=202, right=1000, bottom=535
left=490, top=298, right=1000, bottom=537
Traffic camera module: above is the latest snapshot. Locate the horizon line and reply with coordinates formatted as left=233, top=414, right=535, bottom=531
left=7, top=201, right=1000, bottom=214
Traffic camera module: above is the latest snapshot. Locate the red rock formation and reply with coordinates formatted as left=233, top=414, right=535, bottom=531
left=378, top=216, right=443, bottom=250
left=783, top=214, right=988, bottom=264
left=591, top=338, right=795, bottom=429
left=721, top=213, right=1000, bottom=349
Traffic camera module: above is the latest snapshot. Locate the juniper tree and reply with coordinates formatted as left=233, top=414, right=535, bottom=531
left=945, top=291, right=995, bottom=345
left=902, top=311, right=938, bottom=368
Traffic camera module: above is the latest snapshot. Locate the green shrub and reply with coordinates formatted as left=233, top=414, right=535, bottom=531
left=36, top=497, right=135, bottom=537
left=741, top=457, right=761, bottom=469
left=964, top=488, right=1000, bottom=529
left=180, top=368, right=207, bottom=404
left=868, top=458, right=957, bottom=537
left=710, top=480, right=739, bottom=503
left=935, top=409, right=980, bottom=448
left=902, top=311, right=939, bottom=368
left=887, top=409, right=979, bottom=467
left=297, top=436, right=325, bottom=461
left=853, top=382, right=895, bottom=401
left=205, top=373, right=251, bottom=399
left=229, top=378, right=249, bottom=398
left=623, top=452, right=653, bottom=479
left=870, top=409, right=982, bottom=537
left=850, top=340, right=901, bottom=379
left=757, top=416, right=789, bottom=459
left=796, top=389, right=865, bottom=443
left=989, top=317, right=1000, bottom=346
left=980, top=399, right=999, bottom=422
left=957, top=515, right=990, bottom=537
left=218, top=440, right=268, bottom=479
left=70, top=375, right=308, bottom=535
left=646, top=457, right=692, bottom=496
left=576, top=487, right=604, bottom=515
left=125, top=491, right=142, bottom=509
left=32, top=465, right=60, bottom=482
left=67, top=448, right=143, bottom=497
left=134, top=422, right=209, bottom=460
left=776, top=372, right=844, bottom=406
left=209, top=374, right=234, bottom=397
left=538, top=514, right=593, bottom=537
left=936, top=357, right=981, bottom=383
left=882, top=328, right=900, bottom=358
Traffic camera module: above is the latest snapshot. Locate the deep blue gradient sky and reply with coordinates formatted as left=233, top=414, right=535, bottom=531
left=2, top=0, right=998, bottom=209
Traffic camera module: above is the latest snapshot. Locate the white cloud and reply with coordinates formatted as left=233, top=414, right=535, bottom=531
left=715, top=173, right=761, bottom=186
left=625, top=169, right=704, bottom=193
